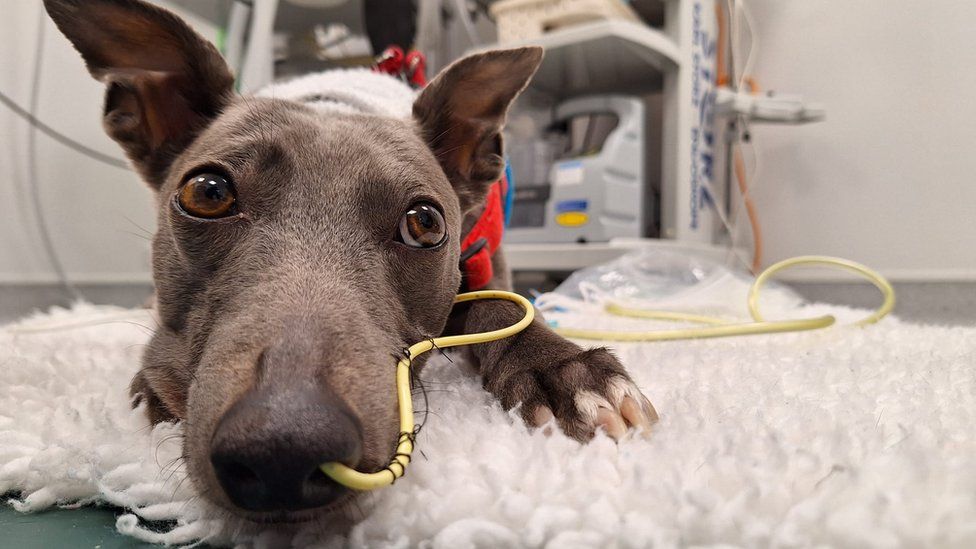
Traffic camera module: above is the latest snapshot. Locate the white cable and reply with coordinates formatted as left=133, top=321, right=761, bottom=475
left=416, top=0, right=444, bottom=72
left=727, top=130, right=762, bottom=261
left=224, top=0, right=252, bottom=82
left=26, top=7, right=83, bottom=303
left=700, top=177, right=753, bottom=271
left=239, top=0, right=280, bottom=93
left=736, top=0, right=759, bottom=92
left=722, top=0, right=763, bottom=269
left=452, top=0, right=482, bottom=46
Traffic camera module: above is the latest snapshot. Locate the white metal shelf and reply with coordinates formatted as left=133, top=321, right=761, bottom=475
left=476, top=19, right=681, bottom=99
left=502, top=238, right=736, bottom=271
left=489, top=2, right=724, bottom=272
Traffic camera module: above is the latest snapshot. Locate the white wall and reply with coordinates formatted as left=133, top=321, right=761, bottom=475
left=3, top=1, right=975, bottom=283
left=738, top=0, right=976, bottom=281
left=0, top=1, right=217, bottom=284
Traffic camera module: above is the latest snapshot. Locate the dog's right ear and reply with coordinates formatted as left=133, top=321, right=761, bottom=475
left=414, top=47, right=543, bottom=214
left=44, top=0, right=235, bottom=188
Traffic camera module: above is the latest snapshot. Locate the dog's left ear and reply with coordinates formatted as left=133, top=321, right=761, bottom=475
left=44, top=0, right=235, bottom=187
left=414, top=47, right=543, bottom=213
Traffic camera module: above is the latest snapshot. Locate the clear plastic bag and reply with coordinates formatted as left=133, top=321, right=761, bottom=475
left=537, top=247, right=803, bottom=319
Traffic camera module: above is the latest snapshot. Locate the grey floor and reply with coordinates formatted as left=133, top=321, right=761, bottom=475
left=0, top=283, right=154, bottom=324
left=789, top=281, right=976, bottom=327
left=1, top=281, right=974, bottom=326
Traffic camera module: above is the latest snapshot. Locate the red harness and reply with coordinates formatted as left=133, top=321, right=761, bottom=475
left=459, top=178, right=506, bottom=291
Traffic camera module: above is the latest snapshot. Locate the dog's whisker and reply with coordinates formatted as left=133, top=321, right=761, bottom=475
left=411, top=409, right=443, bottom=420
left=152, top=435, right=175, bottom=456
left=160, top=460, right=186, bottom=483
left=118, top=229, right=153, bottom=242
left=411, top=387, right=457, bottom=395
left=156, top=450, right=184, bottom=472
left=120, top=213, right=154, bottom=237
left=96, top=319, right=156, bottom=336
left=175, top=494, right=200, bottom=516
left=433, top=143, right=465, bottom=161
left=161, top=464, right=187, bottom=489
left=156, top=452, right=187, bottom=484
left=168, top=471, right=192, bottom=501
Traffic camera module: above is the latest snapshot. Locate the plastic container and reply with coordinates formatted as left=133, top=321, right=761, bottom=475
left=490, top=0, right=641, bottom=43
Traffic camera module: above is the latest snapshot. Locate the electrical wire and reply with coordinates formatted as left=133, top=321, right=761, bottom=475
left=223, top=0, right=253, bottom=91
left=727, top=0, right=764, bottom=274
left=0, top=90, right=130, bottom=171
left=726, top=120, right=762, bottom=269
left=716, top=1, right=729, bottom=86
left=716, top=0, right=764, bottom=274
left=452, top=0, right=482, bottom=46
left=26, top=11, right=83, bottom=302
left=733, top=145, right=762, bottom=273
left=698, top=178, right=753, bottom=270
left=734, top=0, right=759, bottom=93
left=713, top=0, right=754, bottom=272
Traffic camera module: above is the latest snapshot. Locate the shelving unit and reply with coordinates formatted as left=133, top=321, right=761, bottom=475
left=479, top=1, right=729, bottom=272
left=474, top=19, right=680, bottom=98
left=502, top=238, right=735, bottom=271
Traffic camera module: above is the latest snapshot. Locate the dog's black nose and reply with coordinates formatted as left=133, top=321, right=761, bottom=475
left=210, top=385, right=363, bottom=512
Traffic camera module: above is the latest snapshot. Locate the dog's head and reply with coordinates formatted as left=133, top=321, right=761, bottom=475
left=45, top=0, right=540, bottom=522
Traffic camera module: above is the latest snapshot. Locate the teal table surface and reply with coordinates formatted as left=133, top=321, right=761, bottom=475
left=0, top=504, right=162, bottom=548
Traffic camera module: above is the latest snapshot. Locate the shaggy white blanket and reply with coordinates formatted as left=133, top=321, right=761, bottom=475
left=2, top=295, right=975, bottom=547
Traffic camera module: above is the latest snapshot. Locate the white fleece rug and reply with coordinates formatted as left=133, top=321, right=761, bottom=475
left=2, top=297, right=975, bottom=547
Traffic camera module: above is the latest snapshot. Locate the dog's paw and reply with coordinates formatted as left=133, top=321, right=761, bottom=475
left=497, top=347, right=658, bottom=441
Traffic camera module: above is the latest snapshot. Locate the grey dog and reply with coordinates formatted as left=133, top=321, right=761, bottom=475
left=44, top=0, right=657, bottom=524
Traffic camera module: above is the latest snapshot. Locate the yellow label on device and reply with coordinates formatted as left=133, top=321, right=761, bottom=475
left=556, top=211, right=589, bottom=227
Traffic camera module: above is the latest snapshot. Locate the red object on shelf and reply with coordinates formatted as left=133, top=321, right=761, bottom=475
left=373, top=46, right=427, bottom=89
left=405, top=50, right=427, bottom=87
left=373, top=46, right=405, bottom=77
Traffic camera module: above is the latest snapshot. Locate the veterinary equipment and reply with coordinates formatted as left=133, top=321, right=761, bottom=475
left=320, top=255, right=895, bottom=491
left=505, top=95, right=651, bottom=244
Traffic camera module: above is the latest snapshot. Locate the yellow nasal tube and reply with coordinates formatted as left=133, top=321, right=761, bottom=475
left=320, top=290, right=535, bottom=491
left=321, top=256, right=894, bottom=491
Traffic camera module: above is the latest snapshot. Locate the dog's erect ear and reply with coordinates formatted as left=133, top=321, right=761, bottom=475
left=44, top=0, right=235, bottom=188
left=414, top=47, right=543, bottom=212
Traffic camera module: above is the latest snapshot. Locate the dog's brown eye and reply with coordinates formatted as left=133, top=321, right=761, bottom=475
left=398, top=203, right=446, bottom=248
left=178, top=173, right=236, bottom=218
